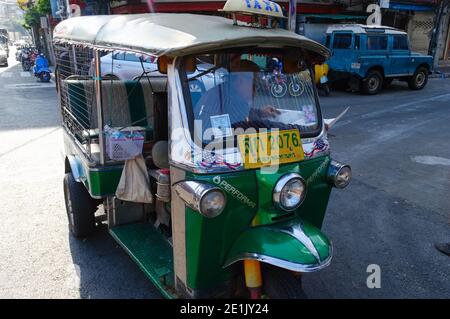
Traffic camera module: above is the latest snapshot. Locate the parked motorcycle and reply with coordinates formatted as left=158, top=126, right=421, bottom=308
left=21, top=46, right=38, bottom=72
left=33, top=54, right=51, bottom=82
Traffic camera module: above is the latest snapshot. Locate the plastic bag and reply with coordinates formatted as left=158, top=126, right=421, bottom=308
left=115, top=155, right=153, bottom=203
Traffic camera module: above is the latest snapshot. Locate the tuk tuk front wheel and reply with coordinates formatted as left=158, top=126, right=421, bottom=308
left=408, top=67, right=428, bottom=90
left=263, top=265, right=306, bottom=299
left=63, top=173, right=97, bottom=238
left=362, top=70, right=383, bottom=95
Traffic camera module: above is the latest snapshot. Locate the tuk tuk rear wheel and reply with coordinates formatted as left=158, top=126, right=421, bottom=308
left=263, top=265, right=306, bottom=299
left=362, top=70, right=383, bottom=95
left=63, top=173, right=97, bottom=238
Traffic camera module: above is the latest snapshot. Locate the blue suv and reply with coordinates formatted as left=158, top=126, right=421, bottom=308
left=325, top=24, right=433, bottom=94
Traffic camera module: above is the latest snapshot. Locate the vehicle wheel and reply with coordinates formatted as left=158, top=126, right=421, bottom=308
left=39, top=72, right=50, bottom=82
left=362, top=70, right=383, bottom=95
left=408, top=67, right=428, bottom=90
left=288, top=79, right=305, bottom=97
left=22, top=62, right=31, bottom=71
left=270, top=82, right=287, bottom=98
left=63, top=173, right=97, bottom=238
left=263, top=265, right=306, bottom=299
left=383, top=78, right=394, bottom=88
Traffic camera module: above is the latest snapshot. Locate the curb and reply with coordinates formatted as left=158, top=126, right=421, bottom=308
left=429, top=73, right=450, bottom=79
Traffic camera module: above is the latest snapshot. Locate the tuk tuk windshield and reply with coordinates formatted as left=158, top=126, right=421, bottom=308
left=181, top=51, right=321, bottom=144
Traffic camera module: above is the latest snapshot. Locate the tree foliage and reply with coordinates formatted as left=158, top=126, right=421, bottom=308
left=20, top=0, right=52, bottom=29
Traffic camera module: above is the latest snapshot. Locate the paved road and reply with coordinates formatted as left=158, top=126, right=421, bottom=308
left=0, top=53, right=448, bottom=298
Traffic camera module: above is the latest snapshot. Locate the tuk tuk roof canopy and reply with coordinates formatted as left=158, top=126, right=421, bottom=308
left=53, top=14, right=330, bottom=59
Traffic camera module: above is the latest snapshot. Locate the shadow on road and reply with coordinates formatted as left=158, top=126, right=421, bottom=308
left=68, top=221, right=163, bottom=299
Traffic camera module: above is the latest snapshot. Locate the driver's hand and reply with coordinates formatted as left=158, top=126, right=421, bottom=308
left=259, top=106, right=281, bottom=118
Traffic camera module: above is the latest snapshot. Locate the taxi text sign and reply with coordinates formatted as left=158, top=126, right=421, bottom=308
left=237, top=129, right=304, bottom=169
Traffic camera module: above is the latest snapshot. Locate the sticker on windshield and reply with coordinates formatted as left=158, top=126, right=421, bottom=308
left=210, top=114, right=232, bottom=138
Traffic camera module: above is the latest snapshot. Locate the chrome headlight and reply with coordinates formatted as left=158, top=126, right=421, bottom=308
left=273, top=173, right=307, bottom=211
left=174, top=181, right=226, bottom=218
left=327, top=160, right=351, bottom=188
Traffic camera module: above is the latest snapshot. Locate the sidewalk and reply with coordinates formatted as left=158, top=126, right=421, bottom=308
left=430, top=65, right=450, bottom=78
left=50, top=65, right=56, bottom=82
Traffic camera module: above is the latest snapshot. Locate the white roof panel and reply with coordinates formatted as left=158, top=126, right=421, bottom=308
left=325, top=24, right=407, bottom=35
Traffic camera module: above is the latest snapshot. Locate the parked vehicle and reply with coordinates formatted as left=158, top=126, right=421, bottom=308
left=0, top=29, right=9, bottom=58
left=20, top=46, right=37, bottom=71
left=53, top=0, right=351, bottom=299
left=100, top=52, right=162, bottom=80
left=0, top=47, right=7, bottom=67
left=33, top=54, right=51, bottom=82
left=325, top=24, right=433, bottom=94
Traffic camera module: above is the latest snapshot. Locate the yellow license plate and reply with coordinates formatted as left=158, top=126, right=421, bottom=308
left=237, top=129, right=304, bottom=169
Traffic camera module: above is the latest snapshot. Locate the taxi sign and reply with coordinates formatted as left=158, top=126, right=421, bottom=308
left=220, top=0, right=286, bottom=19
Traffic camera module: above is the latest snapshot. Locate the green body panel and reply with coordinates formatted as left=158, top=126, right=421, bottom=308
left=225, top=218, right=331, bottom=265
left=84, top=166, right=123, bottom=198
left=109, top=223, right=176, bottom=299
left=185, top=169, right=259, bottom=290
left=64, top=132, right=124, bottom=198
left=184, top=155, right=333, bottom=291
left=256, top=157, right=333, bottom=228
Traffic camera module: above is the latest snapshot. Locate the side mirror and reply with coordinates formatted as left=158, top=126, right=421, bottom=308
left=157, top=55, right=173, bottom=74
left=324, top=107, right=350, bottom=131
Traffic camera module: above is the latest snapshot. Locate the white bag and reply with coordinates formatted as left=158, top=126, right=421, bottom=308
left=115, top=155, right=153, bottom=203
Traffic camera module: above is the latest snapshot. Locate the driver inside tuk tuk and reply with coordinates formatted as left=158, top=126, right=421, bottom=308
left=193, top=58, right=281, bottom=133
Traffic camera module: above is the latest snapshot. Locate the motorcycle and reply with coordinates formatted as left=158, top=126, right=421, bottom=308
left=20, top=46, right=38, bottom=72
left=33, top=54, right=51, bottom=82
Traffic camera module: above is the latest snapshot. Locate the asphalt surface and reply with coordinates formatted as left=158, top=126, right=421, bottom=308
left=0, top=47, right=449, bottom=298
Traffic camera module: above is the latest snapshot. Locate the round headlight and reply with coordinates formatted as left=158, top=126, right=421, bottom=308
left=199, top=189, right=226, bottom=218
left=327, top=160, right=351, bottom=189
left=273, top=173, right=307, bottom=211
left=335, top=166, right=351, bottom=188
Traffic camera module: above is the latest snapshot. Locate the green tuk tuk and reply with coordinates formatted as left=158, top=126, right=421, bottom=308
left=53, top=0, right=351, bottom=298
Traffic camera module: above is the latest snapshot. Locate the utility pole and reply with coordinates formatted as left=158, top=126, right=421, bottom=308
left=428, top=0, right=449, bottom=70
left=288, top=0, right=297, bottom=32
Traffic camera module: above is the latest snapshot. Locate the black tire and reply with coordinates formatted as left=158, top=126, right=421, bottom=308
left=63, top=173, right=97, bottom=238
left=22, top=61, right=31, bottom=71
left=39, top=72, right=50, bottom=82
left=263, top=265, right=306, bottom=299
left=383, top=78, right=394, bottom=88
left=362, top=70, right=383, bottom=95
left=408, top=67, right=428, bottom=90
